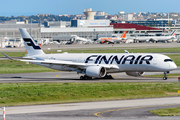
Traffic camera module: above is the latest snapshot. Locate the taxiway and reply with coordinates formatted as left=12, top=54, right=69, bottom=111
left=3, top=97, right=180, bottom=120
left=0, top=70, right=179, bottom=83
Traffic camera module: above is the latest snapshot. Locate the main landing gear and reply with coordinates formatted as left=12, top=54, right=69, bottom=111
left=79, top=75, right=114, bottom=80
left=80, top=75, right=92, bottom=80
left=163, top=71, right=169, bottom=80
left=103, top=75, right=114, bottom=79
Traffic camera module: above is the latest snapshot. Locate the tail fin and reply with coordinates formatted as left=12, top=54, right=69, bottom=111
left=171, top=30, right=176, bottom=36
left=120, top=31, right=127, bottom=38
left=19, top=28, right=45, bottom=56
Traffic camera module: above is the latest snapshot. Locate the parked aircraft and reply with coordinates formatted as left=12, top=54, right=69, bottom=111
left=53, top=35, right=92, bottom=44
left=134, top=30, right=176, bottom=43
left=97, top=31, right=127, bottom=44
left=3, top=28, right=177, bottom=80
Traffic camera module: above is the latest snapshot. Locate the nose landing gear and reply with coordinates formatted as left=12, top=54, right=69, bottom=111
left=163, top=71, right=169, bottom=80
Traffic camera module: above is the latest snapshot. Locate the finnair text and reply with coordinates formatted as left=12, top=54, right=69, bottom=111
left=85, top=55, right=153, bottom=64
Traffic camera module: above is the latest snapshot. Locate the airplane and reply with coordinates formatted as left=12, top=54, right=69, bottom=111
left=53, top=35, right=92, bottom=45
left=3, top=28, right=177, bottom=80
left=97, top=31, right=127, bottom=44
left=134, top=30, right=176, bottom=43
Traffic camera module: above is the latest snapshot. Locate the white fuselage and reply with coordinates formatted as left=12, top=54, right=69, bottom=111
left=29, top=53, right=177, bottom=73
left=136, top=36, right=176, bottom=42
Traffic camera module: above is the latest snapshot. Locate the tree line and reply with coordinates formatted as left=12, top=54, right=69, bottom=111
left=0, top=14, right=75, bottom=23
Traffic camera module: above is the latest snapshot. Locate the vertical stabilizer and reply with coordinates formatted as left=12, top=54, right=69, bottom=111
left=171, top=30, right=176, bottom=36
left=19, top=28, right=45, bottom=56
left=120, top=31, right=127, bottom=38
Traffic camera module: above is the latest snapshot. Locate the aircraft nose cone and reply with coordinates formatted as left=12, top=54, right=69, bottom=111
left=171, top=63, right=177, bottom=70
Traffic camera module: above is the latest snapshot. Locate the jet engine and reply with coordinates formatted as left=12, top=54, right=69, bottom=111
left=86, top=66, right=106, bottom=78
left=126, top=72, right=145, bottom=77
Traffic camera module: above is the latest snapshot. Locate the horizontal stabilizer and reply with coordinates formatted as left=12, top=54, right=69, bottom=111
left=2, top=53, right=36, bottom=60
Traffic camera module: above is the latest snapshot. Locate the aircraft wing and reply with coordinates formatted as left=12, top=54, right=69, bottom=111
left=3, top=53, right=119, bottom=70
left=20, top=59, right=119, bottom=70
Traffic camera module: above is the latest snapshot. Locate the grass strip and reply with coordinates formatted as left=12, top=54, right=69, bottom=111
left=150, top=107, right=180, bottom=116
left=0, top=82, right=180, bottom=106
left=144, top=73, right=180, bottom=78
left=0, top=60, right=56, bottom=74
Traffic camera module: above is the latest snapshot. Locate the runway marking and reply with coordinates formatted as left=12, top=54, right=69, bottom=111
left=57, top=105, right=78, bottom=107
left=0, top=109, right=15, bottom=112
left=56, top=74, right=63, bottom=78
left=94, top=103, right=180, bottom=117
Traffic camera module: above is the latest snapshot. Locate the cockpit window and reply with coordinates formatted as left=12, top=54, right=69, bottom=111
left=164, top=59, right=173, bottom=62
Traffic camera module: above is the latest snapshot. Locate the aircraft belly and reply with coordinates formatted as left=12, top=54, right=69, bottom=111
left=119, top=64, right=148, bottom=71
left=51, top=65, right=73, bottom=71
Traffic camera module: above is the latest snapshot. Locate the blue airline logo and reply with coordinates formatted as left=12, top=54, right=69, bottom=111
left=85, top=55, right=153, bottom=64
left=23, top=38, right=41, bottom=49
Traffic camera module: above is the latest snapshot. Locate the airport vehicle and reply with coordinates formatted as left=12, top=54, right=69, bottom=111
left=134, top=30, right=176, bottom=43
left=97, top=31, right=127, bottom=44
left=4, top=28, right=177, bottom=80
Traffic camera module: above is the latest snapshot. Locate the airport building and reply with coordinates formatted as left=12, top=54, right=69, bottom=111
left=0, top=22, right=40, bottom=38
left=41, top=26, right=113, bottom=41
left=131, top=19, right=175, bottom=27
left=111, top=23, right=163, bottom=34
left=0, top=19, right=167, bottom=44
left=41, top=9, right=114, bottom=42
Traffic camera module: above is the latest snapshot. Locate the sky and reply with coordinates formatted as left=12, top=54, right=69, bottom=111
left=0, top=0, right=180, bottom=16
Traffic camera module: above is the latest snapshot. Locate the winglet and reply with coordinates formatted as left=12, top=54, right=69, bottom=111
left=124, top=50, right=129, bottom=54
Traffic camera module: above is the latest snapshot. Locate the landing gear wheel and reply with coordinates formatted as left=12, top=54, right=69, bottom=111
left=107, top=75, right=113, bottom=79
left=84, top=76, right=88, bottom=80
left=80, top=75, right=92, bottom=80
left=103, top=75, right=113, bottom=79
left=163, top=77, right=167, bottom=80
left=163, top=71, right=168, bottom=80
left=80, top=76, right=84, bottom=80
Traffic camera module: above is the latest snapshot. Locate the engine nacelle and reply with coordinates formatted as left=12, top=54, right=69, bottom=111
left=86, top=66, right=106, bottom=78
left=126, top=72, right=145, bottom=77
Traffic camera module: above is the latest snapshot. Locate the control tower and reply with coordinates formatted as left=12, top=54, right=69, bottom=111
left=83, top=8, right=96, bottom=20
